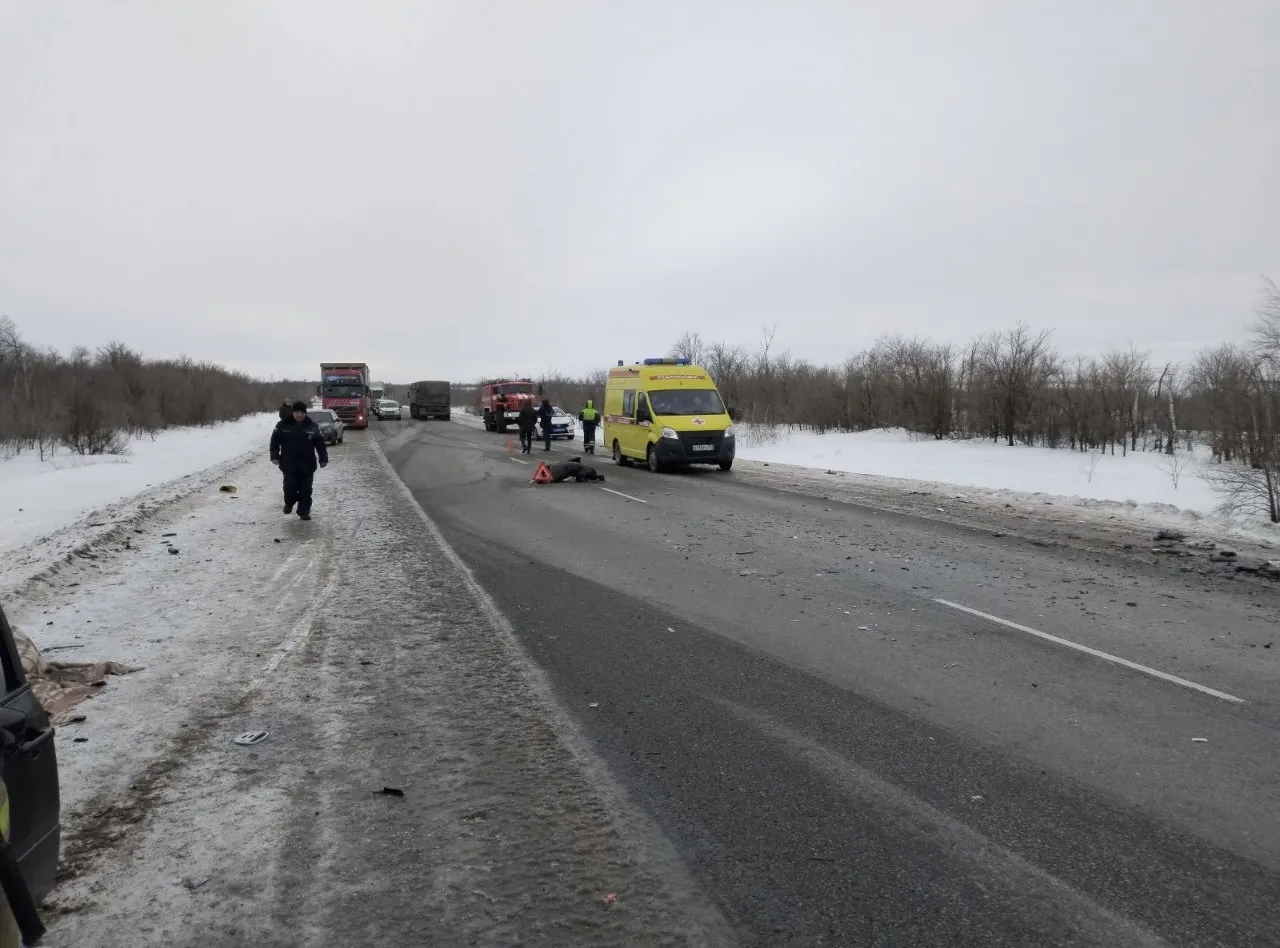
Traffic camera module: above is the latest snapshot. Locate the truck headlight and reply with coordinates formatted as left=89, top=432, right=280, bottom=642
left=724, top=424, right=736, bottom=439
left=661, top=426, right=679, bottom=440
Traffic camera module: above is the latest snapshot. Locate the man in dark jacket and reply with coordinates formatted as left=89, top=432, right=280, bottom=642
left=516, top=403, right=538, bottom=454
left=269, top=401, right=328, bottom=520
left=537, top=399, right=554, bottom=451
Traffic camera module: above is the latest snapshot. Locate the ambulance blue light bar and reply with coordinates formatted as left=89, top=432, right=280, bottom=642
left=643, top=357, right=691, bottom=365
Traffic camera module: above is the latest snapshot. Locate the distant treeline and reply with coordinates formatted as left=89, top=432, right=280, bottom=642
left=0, top=317, right=313, bottom=459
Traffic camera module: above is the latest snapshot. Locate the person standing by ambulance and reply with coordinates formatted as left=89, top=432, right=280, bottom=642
left=579, top=399, right=600, bottom=453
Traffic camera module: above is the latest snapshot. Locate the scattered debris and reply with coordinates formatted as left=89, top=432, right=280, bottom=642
left=168, top=548, right=180, bottom=555
left=603, top=893, right=617, bottom=907
left=219, top=485, right=237, bottom=493
left=42, top=644, right=85, bottom=652
left=1191, top=738, right=1208, bottom=743
left=182, top=876, right=210, bottom=891
left=738, top=568, right=759, bottom=577
left=375, top=786, right=405, bottom=798
left=1152, top=529, right=1187, bottom=542
left=232, top=731, right=269, bottom=746
left=944, top=662, right=962, bottom=669
left=588, top=702, right=600, bottom=708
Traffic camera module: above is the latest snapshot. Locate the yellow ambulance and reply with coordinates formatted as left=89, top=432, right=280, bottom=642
left=603, top=358, right=736, bottom=472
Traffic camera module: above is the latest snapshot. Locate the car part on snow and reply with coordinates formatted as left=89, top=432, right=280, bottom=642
left=233, top=731, right=269, bottom=746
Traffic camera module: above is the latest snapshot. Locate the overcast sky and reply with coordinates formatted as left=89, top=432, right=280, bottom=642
left=2, top=1, right=1278, bottom=384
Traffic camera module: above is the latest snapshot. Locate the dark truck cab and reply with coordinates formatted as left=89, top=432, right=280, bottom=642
left=408, top=380, right=452, bottom=420
left=0, top=602, right=61, bottom=941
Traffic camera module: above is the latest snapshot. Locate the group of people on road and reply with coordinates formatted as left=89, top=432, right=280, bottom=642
left=514, top=398, right=601, bottom=455
left=268, top=394, right=603, bottom=516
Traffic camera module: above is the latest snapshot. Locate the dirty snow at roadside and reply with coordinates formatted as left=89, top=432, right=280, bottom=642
left=23, top=437, right=727, bottom=947
left=0, top=414, right=275, bottom=596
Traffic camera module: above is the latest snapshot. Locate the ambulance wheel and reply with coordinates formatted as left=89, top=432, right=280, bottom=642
left=613, top=441, right=632, bottom=467
left=647, top=445, right=663, bottom=473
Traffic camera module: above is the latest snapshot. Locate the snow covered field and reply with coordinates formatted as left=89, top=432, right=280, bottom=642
left=0, top=414, right=275, bottom=595
left=735, top=426, right=1221, bottom=516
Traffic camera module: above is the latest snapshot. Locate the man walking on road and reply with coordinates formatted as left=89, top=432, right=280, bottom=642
left=537, top=398, right=555, bottom=452
left=270, top=400, right=328, bottom=520
left=517, top=402, right=538, bottom=454
left=579, top=399, right=600, bottom=453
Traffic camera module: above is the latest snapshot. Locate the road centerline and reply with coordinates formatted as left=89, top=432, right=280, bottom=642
left=934, top=598, right=1244, bottom=704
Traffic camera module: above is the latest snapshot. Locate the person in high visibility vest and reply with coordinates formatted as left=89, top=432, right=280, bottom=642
left=579, top=400, right=600, bottom=454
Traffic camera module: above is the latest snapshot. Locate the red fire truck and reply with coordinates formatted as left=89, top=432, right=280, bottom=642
left=479, top=377, right=540, bottom=432
left=318, top=362, right=371, bottom=429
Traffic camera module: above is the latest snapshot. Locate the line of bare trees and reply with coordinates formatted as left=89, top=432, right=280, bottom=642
left=0, top=317, right=314, bottom=460
left=457, top=279, right=1280, bottom=522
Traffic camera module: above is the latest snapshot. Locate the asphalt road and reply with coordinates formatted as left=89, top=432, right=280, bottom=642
left=378, top=415, right=1280, bottom=948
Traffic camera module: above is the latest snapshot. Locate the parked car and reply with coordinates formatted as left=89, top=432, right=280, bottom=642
left=539, top=406, right=576, bottom=440
left=0, top=602, right=61, bottom=943
left=307, top=409, right=345, bottom=445
left=374, top=399, right=401, bottom=420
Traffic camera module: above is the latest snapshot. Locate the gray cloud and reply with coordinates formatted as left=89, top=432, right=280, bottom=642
left=2, top=0, right=1277, bottom=383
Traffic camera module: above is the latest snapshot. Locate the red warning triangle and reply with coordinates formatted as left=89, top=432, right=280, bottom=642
left=532, top=461, right=553, bottom=484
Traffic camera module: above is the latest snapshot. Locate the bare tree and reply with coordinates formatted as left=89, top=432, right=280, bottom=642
left=980, top=323, right=1057, bottom=446
left=671, top=331, right=707, bottom=365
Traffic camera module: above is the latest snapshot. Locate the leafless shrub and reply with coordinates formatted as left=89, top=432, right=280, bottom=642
left=1202, top=463, right=1280, bottom=522
left=1082, top=451, right=1101, bottom=484
left=1160, top=451, right=1191, bottom=490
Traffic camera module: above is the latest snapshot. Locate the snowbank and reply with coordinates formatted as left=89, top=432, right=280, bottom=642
left=1, top=414, right=274, bottom=561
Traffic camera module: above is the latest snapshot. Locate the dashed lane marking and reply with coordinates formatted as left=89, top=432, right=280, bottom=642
left=934, top=598, right=1244, bottom=704
left=600, top=487, right=649, bottom=505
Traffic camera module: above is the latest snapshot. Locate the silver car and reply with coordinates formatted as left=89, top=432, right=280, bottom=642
left=307, top=409, right=345, bottom=444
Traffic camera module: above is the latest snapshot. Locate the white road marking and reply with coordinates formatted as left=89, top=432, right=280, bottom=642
left=934, top=598, right=1244, bottom=704
left=508, top=456, right=529, bottom=465
left=600, top=487, right=648, bottom=505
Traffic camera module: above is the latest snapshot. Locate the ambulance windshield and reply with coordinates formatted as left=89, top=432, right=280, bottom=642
left=648, top=389, right=724, bottom=416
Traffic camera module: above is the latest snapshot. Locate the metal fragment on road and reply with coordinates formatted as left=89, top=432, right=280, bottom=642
left=233, top=730, right=269, bottom=746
